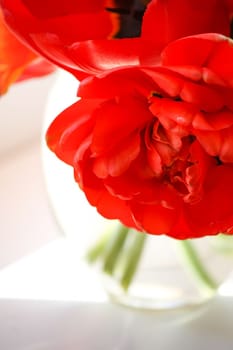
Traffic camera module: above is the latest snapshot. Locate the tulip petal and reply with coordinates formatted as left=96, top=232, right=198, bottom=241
left=0, top=0, right=120, bottom=75
left=180, top=80, right=225, bottom=112
left=22, top=0, right=107, bottom=18
left=162, top=34, right=218, bottom=67
left=142, top=0, right=231, bottom=48
left=90, top=96, right=151, bottom=155
left=162, top=34, right=233, bottom=90
left=78, top=67, right=154, bottom=99
left=207, top=38, right=233, bottom=87
left=67, top=38, right=141, bottom=75
left=0, top=9, right=38, bottom=93
left=195, top=126, right=233, bottom=163
left=16, top=58, right=55, bottom=82
left=184, top=165, right=233, bottom=235
left=131, top=202, right=178, bottom=235
left=193, top=109, right=233, bottom=131
left=75, top=161, right=137, bottom=228
left=93, top=132, right=141, bottom=178
left=46, top=99, right=101, bottom=163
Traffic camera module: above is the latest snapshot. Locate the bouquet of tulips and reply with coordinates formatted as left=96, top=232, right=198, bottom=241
left=1, top=0, right=233, bottom=297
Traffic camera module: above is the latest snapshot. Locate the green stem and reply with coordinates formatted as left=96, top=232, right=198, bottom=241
left=118, top=230, right=146, bottom=291
left=102, top=224, right=129, bottom=275
left=86, top=224, right=219, bottom=297
left=177, top=239, right=218, bottom=295
left=85, top=230, right=112, bottom=263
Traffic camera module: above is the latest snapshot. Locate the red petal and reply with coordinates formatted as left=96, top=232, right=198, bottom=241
left=90, top=96, right=151, bottom=155
left=162, top=34, right=218, bottom=67
left=130, top=202, right=178, bottom=235
left=16, top=58, right=55, bottom=82
left=193, top=109, right=233, bottom=131
left=21, top=0, right=107, bottom=18
left=195, top=130, right=222, bottom=158
left=180, top=80, right=224, bottom=112
left=67, top=38, right=141, bottom=75
left=0, top=8, right=37, bottom=93
left=142, top=0, right=231, bottom=48
left=184, top=165, right=233, bottom=235
left=105, top=172, right=179, bottom=207
left=225, top=0, right=233, bottom=13
left=0, top=0, right=119, bottom=74
left=93, top=132, right=141, bottom=178
left=75, top=160, right=137, bottom=228
left=78, top=67, right=154, bottom=99
left=162, top=35, right=233, bottom=92
left=142, top=67, right=182, bottom=97
left=207, top=38, right=233, bottom=87
left=150, top=97, right=198, bottom=128
left=46, top=99, right=100, bottom=163
left=195, top=126, right=233, bottom=163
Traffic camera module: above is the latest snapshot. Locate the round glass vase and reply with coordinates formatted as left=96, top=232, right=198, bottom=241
left=42, top=70, right=233, bottom=311
left=92, top=228, right=233, bottom=310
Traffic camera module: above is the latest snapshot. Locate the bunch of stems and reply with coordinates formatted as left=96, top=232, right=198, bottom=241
left=86, top=223, right=218, bottom=294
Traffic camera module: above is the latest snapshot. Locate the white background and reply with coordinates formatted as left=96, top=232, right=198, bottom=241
left=0, top=73, right=60, bottom=267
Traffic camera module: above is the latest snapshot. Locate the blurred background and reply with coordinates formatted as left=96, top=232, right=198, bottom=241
left=0, top=72, right=60, bottom=268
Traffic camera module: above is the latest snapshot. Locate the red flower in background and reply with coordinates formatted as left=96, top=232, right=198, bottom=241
left=0, top=0, right=122, bottom=79
left=47, top=34, right=233, bottom=239
left=0, top=0, right=232, bottom=77
left=0, top=8, right=54, bottom=94
left=225, top=0, right=233, bottom=15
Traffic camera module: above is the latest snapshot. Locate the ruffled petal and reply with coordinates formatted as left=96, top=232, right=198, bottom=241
left=0, top=0, right=120, bottom=75
left=0, top=9, right=37, bottom=93
left=150, top=97, right=198, bottom=128
left=162, top=34, right=233, bottom=89
left=183, top=165, right=233, bottom=235
left=75, top=159, right=137, bottom=228
left=78, top=67, right=154, bottom=99
left=46, top=99, right=101, bottom=164
left=93, top=132, right=141, bottom=178
left=21, top=0, right=107, bottom=18
left=192, top=109, right=233, bottom=131
left=130, top=202, right=178, bottom=235
left=207, top=38, right=233, bottom=87
left=67, top=38, right=141, bottom=75
left=90, top=96, right=151, bottom=155
left=180, top=80, right=225, bottom=112
left=16, top=58, right=55, bottom=82
left=142, top=0, right=231, bottom=47
left=195, top=126, right=233, bottom=163
left=162, top=34, right=218, bottom=67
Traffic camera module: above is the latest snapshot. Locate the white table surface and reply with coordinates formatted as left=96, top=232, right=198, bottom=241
left=0, top=234, right=233, bottom=350
left=0, top=295, right=232, bottom=350
left=0, top=77, right=233, bottom=350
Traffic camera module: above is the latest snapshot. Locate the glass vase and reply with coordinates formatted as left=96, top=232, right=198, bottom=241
left=91, top=227, right=233, bottom=310
left=42, top=70, right=233, bottom=311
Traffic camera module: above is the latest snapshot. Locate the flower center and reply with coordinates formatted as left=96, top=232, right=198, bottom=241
left=145, top=119, right=202, bottom=204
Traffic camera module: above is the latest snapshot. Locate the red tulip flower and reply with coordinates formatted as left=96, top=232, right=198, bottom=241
left=0, top=0, right=122, bottom=78
left=0, top=9, right=54, bottom=94
left=0, top=0, right=232, bottom=77
left=47, top=34, right=233, bottom=239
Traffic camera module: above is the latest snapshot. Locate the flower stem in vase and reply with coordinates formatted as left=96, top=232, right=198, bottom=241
left=116, top=230, right=146, bottom=290
left=102, top=225, right=129, bottom=275
left=86, top=224, right=146, bottom=290
left=176, top=239, right=218, bottom=296
left=86, top=224, right=220, bottom=309
left=85, top=230, right=113, bottom=264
